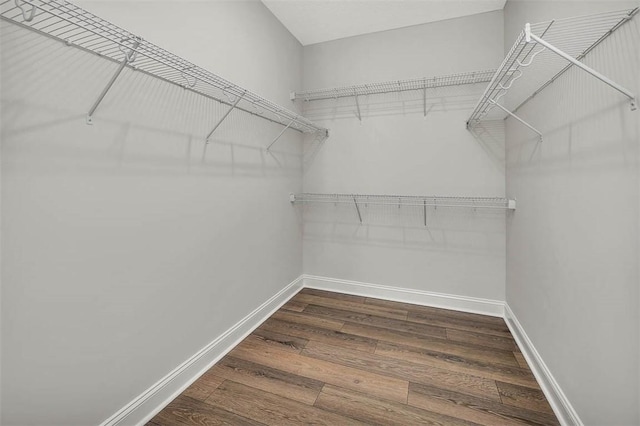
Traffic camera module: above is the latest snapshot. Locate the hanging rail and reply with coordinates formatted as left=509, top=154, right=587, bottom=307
left=0, top=0, right=328, bottom=137
left=466, top=8, right=638, bottom=139
left=291, top=70, right=496, bottom=102
left=291, top=193, right=515, bottom=224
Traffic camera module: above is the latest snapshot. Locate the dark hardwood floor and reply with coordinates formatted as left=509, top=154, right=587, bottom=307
left=148, top=288, right=559, bottom=425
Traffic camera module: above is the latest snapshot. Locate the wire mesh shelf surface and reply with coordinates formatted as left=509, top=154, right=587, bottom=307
left=292, top=70, right=496, bottom=102
left=467, top=8, right=638, bottom=129
left=1, top=0, right=328, bottom=135
left=291, top=193, right=516, bottom=210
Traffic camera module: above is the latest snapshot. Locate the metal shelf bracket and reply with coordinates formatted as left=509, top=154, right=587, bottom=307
left=353, top=196, right=363, bottom=223
left=488, top=99, right=543, bottom=141
left=423, top=85, right=427, bottom=117
left=354, top=92, right=362, bottom=121
left=206, top=91, right=245, bottom=141
left=423, top=199, right=427, bottom=227
left=524, top=23, right=637, bottom=111
left=267, top=119, right=294, bottom=151
left=86, top=37, right=141, bottom=125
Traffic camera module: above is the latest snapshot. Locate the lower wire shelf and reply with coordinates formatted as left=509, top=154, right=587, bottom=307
left=291, top=193, right=516, bottom=210
left=291, top=193, right=516, bottom=224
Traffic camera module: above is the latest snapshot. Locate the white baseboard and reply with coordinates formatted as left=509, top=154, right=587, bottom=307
left=100, top=276, right=304, bottom=426
left=100, top=273, right=578, bottom=426
left=302, top=274, right=504, bottom=317
left=504, top=304, right=582, bottom=426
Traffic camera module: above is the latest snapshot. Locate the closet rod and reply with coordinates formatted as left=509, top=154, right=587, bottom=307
left=1, top=0, right=328, bottom=136
left=86, top=37, right=140, bottom=125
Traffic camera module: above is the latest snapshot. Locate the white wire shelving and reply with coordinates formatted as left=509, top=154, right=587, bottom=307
left=292, top=70, right=496, bottom=101
left=291, top=193, right=516, bottom=224
left=467, top=8, right=638, bottom=140
left=1, top=0, right=328, bottom=142
left=292, top=70, right=496, bottom=121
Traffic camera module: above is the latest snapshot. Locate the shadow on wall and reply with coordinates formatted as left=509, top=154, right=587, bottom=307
left=468, top=119, right=507, bottom=172
left=297, top=82, right=507, bottom=172
left=297, top=202, right=507, bottom=256
left=303, top=130, right=329, bottom=168
left=0, top=21, right=305, bottom=178
left=507, top=96, right=637, bottom=176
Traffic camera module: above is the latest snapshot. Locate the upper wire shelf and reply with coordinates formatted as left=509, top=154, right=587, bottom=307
left=467, top=8, right=638, bottom=139
left=291, top=70, right=496, bottom=102
left=1, top=0, right=328, bottom=137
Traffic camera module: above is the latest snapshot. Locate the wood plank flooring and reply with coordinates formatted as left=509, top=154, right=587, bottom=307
left=149, top=289, right=559, bottom=426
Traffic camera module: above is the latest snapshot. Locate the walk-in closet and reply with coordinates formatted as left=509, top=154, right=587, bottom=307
left=1, top=0, right=638, bottom=425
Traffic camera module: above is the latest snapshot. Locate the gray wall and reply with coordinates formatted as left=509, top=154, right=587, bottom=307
left=301, top=11, right=508, bottom=300
left=0, top=1, right=304, bottom=424
left=504, top=1, right=640, bottom=424
left=3, top=1, right=639, bottom=424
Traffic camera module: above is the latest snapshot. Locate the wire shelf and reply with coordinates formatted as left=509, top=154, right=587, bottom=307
left=292, top=70, right=496, bottom=102
left=291, top=193, right=515, bottom=210
left=467, top=8, right=638, bottom=131
left=0, top=0, right=328, bottom=135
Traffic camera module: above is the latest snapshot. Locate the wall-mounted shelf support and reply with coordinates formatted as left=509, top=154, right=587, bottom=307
left=489, top=100, right=543, bottom=141
left=206, top=92, right=245, bottom=141
left=267, top=119, right=294, bottom=151
left=86, top=38, right=140, bottom=125
left=423, top=199, right=427, bottom=227
left=524, top=23, right=637, bottom=111
left=353, top=196, right=363, bottom=223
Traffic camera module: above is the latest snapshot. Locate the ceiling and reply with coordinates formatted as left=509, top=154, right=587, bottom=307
left=262, top=0, right=507, bottom=46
